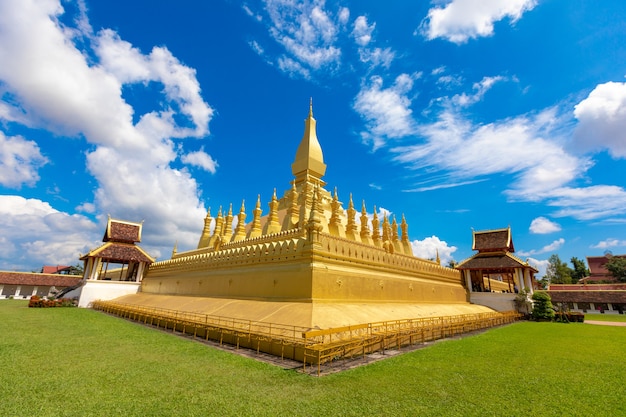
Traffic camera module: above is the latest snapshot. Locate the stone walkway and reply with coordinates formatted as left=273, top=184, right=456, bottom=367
left=584, top=320, right=626, bottom=327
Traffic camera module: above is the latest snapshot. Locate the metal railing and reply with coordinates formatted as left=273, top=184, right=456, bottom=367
left=92, top=300, right=520, bottom=375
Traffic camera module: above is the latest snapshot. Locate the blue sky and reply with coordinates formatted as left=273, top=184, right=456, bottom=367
left=1, top=0, right=626, bottom=276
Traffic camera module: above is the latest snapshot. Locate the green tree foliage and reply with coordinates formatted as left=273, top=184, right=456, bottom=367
left=605, top=256, right=626, bottom=283
left=545, top=254, right=573, bottom=284
left=570, top=257, right=590, bottom=282
left=531, top=291, right=555, bottom=320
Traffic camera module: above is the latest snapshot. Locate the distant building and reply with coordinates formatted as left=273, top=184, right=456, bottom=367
left=583, top=254, right=625, bottom=283
left=548, top=283, right=626, bottom=314
left=0, top=271, right=81, bottom=299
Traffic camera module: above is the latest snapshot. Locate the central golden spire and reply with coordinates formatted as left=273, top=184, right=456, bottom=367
left=291, top=99, right=327, bottom=185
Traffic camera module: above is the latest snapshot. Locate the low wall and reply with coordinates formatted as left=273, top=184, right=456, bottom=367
left=78, top=280, right=141, bottom=308
left=470, top=292, right=516, bottom=312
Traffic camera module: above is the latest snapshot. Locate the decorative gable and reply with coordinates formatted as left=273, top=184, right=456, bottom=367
left=103, top=218, right=142, bottom=243
left=472, top=227, right=514, bottom=253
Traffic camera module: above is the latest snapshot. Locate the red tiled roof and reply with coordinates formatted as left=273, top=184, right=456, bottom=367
left=549, top=290, right=626, bottom=304
left=41, top=265, right=71, bottom=274
left=0, top=271, right=82, bottom=287
left=82, top=242, right=154, bottom=263
left=457, top=252, right=537, bottom=272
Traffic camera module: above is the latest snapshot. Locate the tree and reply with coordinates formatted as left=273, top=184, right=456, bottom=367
left=531, top=291, right=555, bottom=321
left=570, top=257, right=590, bottom=282
left=545, top=254, right=573, bottom=284
left=605, top=256, right=626, bottom=283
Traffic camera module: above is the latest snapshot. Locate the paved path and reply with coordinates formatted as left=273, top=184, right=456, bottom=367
left=584, top=320, right=626, bottom=327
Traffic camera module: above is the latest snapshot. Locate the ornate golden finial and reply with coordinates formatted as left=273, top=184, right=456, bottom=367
left=171, top=241, right=178, bottom=258
left=391, top=215, right=402, bottom=254
left=233, top=200, right=247, bottom=242
left=264, top=188, right=281, bottom=235
left=345, top=193, right=358, bottom=241
left=372, top=205, right=381, bottom=247
left=306, top=184, right=324, bottom=243
left=248, top=195, right=263, bottom=239
left=292, top=101, right=326, bottom=185
left=360, top=200, right=372, bottom=245
left=436, top=249, right=441, bottom=265
left=223, top=203, right=234, bottom=241
left=328, top=187, right=344, bottom=238
left=207, top=206, right=224, bottom=248
left=401, top=214, right=413, bottom=256
left=197, top=206, right=214, bottom=248
left=283, top=182, right=300, bottom=231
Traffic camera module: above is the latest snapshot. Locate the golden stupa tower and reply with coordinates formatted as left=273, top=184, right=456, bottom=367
left=124, top=102, right=490, bottom=329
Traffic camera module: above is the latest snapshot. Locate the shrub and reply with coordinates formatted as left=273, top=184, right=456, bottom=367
left=531, top=291, right=555, bottom=321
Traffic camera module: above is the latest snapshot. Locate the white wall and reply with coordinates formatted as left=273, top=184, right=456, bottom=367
left=470, top=292, right=516, bottom=312
left=78, top=280, right=141, bottom=308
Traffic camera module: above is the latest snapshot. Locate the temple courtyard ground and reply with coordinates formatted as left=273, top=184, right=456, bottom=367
left=1, top=300, right=624, bottom=416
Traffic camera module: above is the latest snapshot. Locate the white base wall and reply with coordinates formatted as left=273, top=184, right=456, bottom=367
left=78, top=280, right=141, bottom=308
left=470, top=292, right=516, bottom=312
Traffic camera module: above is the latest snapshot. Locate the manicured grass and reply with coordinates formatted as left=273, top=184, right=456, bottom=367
left=583, top=313, right=626, bottom=322
left=1, top=300, right=625, bottom=416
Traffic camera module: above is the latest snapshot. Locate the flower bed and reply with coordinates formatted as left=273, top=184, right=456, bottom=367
left=28, top=295, right=77, bottom=308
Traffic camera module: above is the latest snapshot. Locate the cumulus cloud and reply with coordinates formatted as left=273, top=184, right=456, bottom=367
left=0, top=0, right=216, bottom=266
left=394, top=108, right=586, bottom=197
left=518, top=238, right=565, bottom=257
left=421, top=0, right=537, bottom=44
left=352, top=16, right=374, bottom=47
left=0, top=195, right=99, bottom=271
left=258, top=0, right=346, bottom=78
left=591, top=238, right=626, bottom=249
left=0, top=132, right=48, bottom=188
left=529, top=217, right=561, bottom=234
left=527, top=257, right=548, bottom=278
left=249, top=1, right=392, bottom=77
left=452, top=76, right=507, bottom=107
left=573, top=81, right=626, bottom=158
left=181, top=149, right=218, bottom=173
left=353, top=73, right=417, bottom=149
left=411, top=235, right=457, bottom=265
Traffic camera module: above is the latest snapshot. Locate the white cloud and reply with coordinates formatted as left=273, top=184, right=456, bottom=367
left=0, top=195, right=99, bottom=271
left=573, top=81, right=626, bottom=158
left=452, top=75, right=506, bottom=107
left=411, top=235, right=457, bottom=265
left=0, top=131, right=48, bottom=188
left=181, top=149, right=218, bottom=173
left=0, top=0, right=215, bottom=265
left=394, top=108, right=586, bottom=197
left=527, top=257, right=548, bottom=278
left=352, top=16, right=374, bottom=47
left=262, top=0, right=344, bottom=78
left=353, top=73, right=417, bottom=149
left=421, top=0, right=537, bottom=44
left=387, top=91, right=626, bottom=221
left=518, top=238, right=565, bottom=257
left=547, top=185, right=626, bottom=220
left=529, top=217, right=561, bottom=234
left=591, top=238, right=626, bottom=249
left=351, top=15, right=394, bottom=69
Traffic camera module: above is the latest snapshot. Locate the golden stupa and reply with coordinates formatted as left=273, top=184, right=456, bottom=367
left=116, top=102, right=492, bottom=329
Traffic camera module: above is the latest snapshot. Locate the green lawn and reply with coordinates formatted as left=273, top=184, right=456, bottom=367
left=1, top=300, right=625, bottom=416
left=583, top=313, right=626, bottom=322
